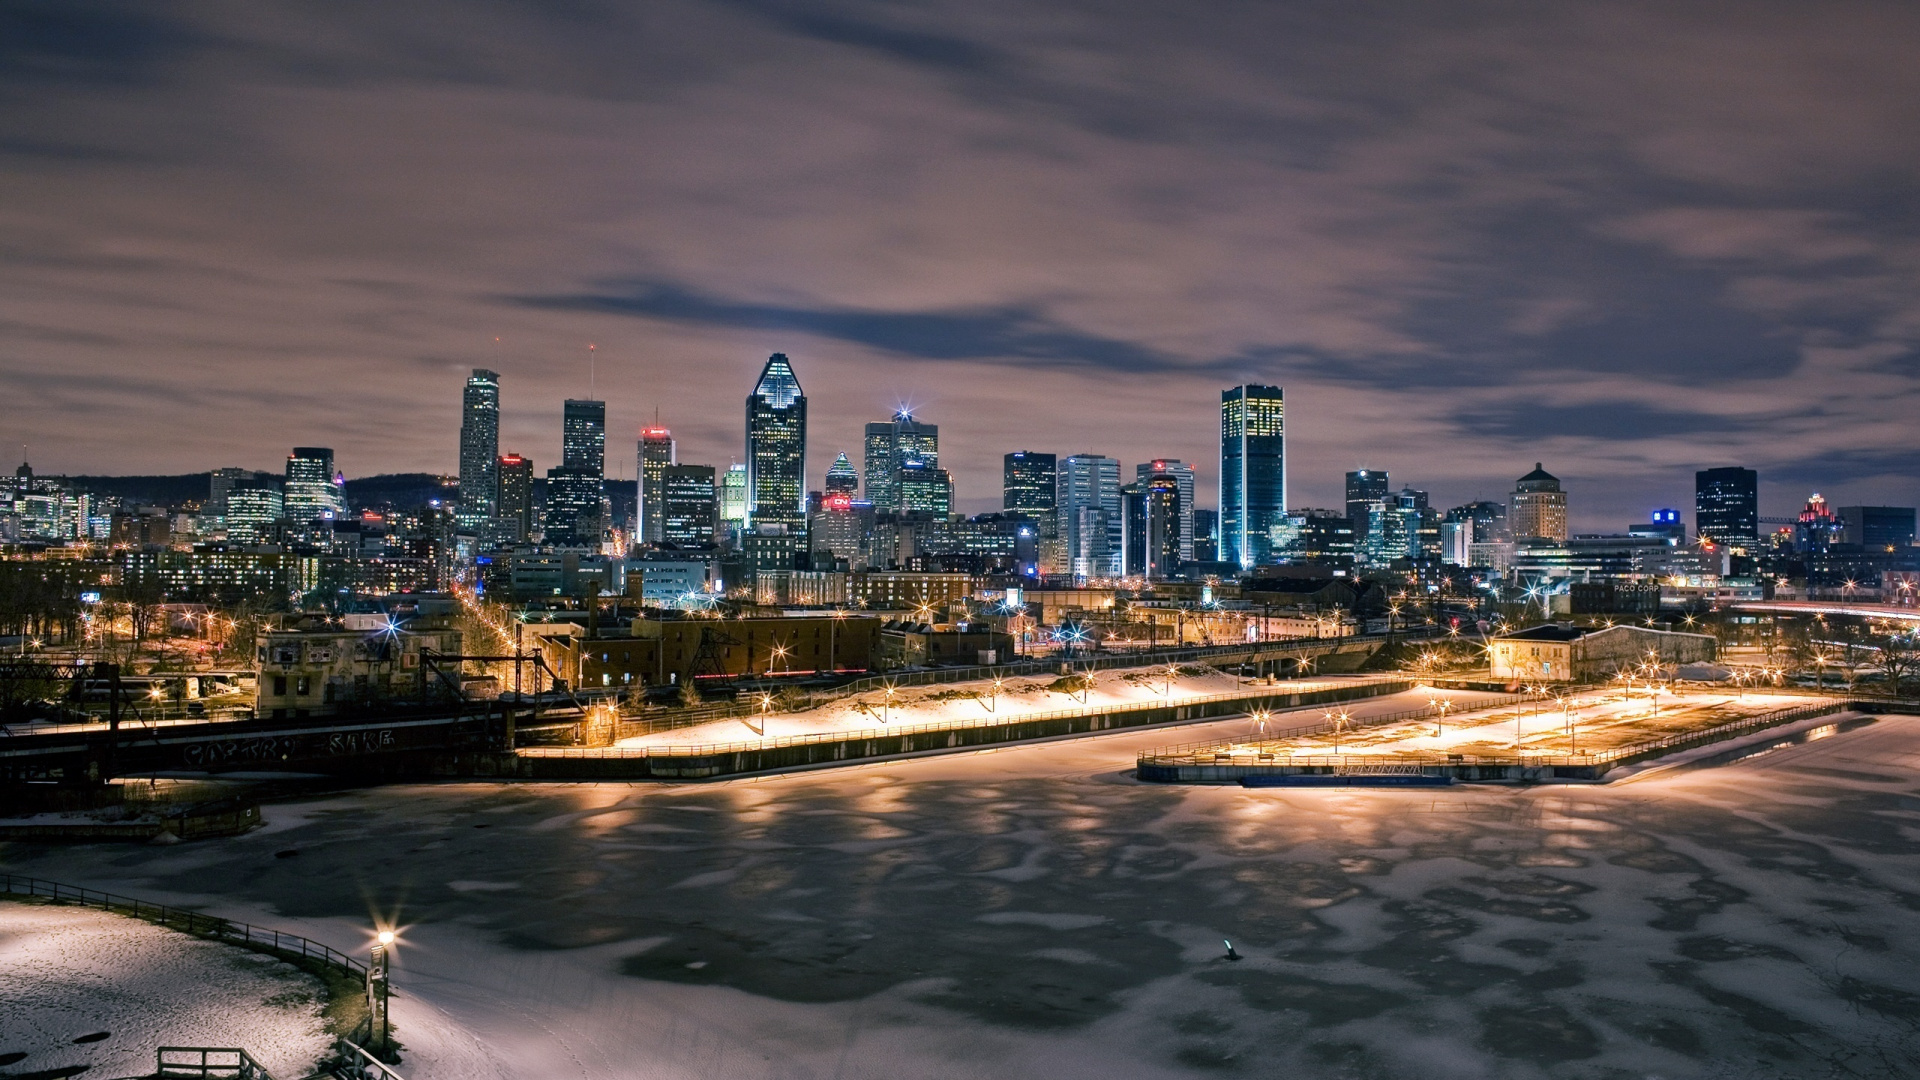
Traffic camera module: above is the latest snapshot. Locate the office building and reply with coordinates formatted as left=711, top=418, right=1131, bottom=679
left=544, top=466, right=603, bottom=547
left=745, top=354, right=807, bottom=530
left=284, top=447, right=344, bottom=534
left=719, top=464, right=749, bottom=534
left=1136, top=460, right=1196, bottom=561
left=562, top=399, right=607, bottom=477
left=1345, top=469, right=1390, bottom=539
left=1510, top=463, right=1569, bottom=542
left=1121, top=472, right=1183, bottom=580
left=1059, top=454, right=1122, bottom=580
left=458, top=369, right=501, bottom=523
left=1220, top=385, right=1286, bottom=568
left=1272, top=509, right=1355, bottom=566
left=1191, top=508, right=1219, bottom=563
left=1629, top=509, right=1687, bottom=545
left=225, top=484, right=284, bottom=545
left=863, top=411, right=938, bottom=512
left=1837, top=506, right=1916, bottom=551
left=1003, top=451, right=1057, bottom=516
left=495, top=453, right=534, bottom=541
left=637, top=425, right=675, bottom=544
left=660, top=464, right=718, bottom=547
left=897, top=459, right=953, bottom=516
left=207, top=467, right=250, bottom=519
left=825, top=452, right=860, bottom=494
left=1695, top=467, right=1758, bottom=549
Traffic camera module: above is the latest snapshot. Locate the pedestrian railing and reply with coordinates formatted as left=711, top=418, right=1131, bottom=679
left=520, top=675, right=1411, bottom=759
left=0, top=874, right=366, bottom=980
left=332, top=1038, right=406, bottom=1080
left=1139, top=698, right=1854, bottom=770
left=156, top=1047, right=277, bottom=1080
left=1139, top=691, right=1539, bottom=761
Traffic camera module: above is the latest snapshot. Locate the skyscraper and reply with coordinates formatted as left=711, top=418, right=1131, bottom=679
left=1219, top=385, right=1286, bottom=569
left=495, top=453, right=533, bottom=541
left=1695, top=467, right=1758, bottom=549
left=459, top=369, right=501, bottom=523
left=1345, top=469, right=1390, bottom=539
left=720, top=463, right=749, bottom=534
left=1136, top=460, right=1195, bottom=561
left=825, top=452, right=860, bottom=494
left=1059, top=454, right=1122, bottom=579
left=1003, top=451, right=1057, bottom=516
left=862, top=411, right=938, bottom=512
left=661, top=464, right=718, bottom=547
left=897, top=459, right=953, bottom=516
left=284, top=447, right=344, bottom=531
left=1510, top=463, right=1569, bottom=542
left=637, top=425, right=675, bottom=544
left=562, top=399, right=607, bottom=476
left=1122, top=471, right=1183, bottom=580
left=544, top=466, right=603, bottom=547
left=745, top=354, right=807, bottom=530
left=207, top=467, right=250, bottom=519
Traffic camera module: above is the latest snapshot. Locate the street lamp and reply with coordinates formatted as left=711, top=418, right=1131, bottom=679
left=882, top=683, right=896, bottom=724
left=1164, top=663, right=1179, bottom=699
left=368, top=929, right=396, bottom=1054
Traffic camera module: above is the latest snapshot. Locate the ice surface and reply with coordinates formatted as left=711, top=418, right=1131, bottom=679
left=6, top=695, right=1919, bottom=1078
left=0, top=903, right=331, bottom=1078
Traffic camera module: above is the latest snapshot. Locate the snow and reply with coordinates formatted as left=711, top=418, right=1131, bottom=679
left=6, top=697, right=1919, bottom=1078
left=0, top=902, right=331, bottom=1079
left=613, top=670, right=1395, bottom=749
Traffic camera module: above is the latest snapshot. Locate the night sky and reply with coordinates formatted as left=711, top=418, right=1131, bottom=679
left=4, top=2, right=1918, bottom=528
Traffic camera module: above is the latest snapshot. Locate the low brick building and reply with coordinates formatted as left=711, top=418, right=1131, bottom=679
left=1489, top=623, right=1715, bottom=683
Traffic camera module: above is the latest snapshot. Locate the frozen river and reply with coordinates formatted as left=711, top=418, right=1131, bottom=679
left=6, top=695, right=1919, bottom=1078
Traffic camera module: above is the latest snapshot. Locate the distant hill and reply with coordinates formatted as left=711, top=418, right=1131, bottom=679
left=48, top=471, right=456, bottom=510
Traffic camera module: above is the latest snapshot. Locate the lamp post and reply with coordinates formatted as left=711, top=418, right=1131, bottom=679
left=882, top=683, right=896, bottom=724
left=368, top=929, right=394, bottom=1055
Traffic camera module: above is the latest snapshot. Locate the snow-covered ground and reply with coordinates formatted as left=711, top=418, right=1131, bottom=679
left=0, top=902, right=331, bottom=1078
left=5, top=692, right=1918, bottom=1078
left=615, top=669, right=1391, bottom=749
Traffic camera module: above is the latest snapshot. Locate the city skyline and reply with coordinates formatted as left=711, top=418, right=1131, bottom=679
left=5, top=5, right=1920, bottom=528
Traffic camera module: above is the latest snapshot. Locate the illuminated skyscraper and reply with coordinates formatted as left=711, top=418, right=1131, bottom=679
left=661, top=464, right=718, bottom=547
left=824, top=452, right=860, bottom=495
left=562, top=399, right=606, bottom=476
left=1695, top=466, right=1758, bottom=549
left=637, top=425, right=675, bottom=544
left=1059, top=454, right=1122, bottom=579
left=495, top=453, right=533, bottom=541
left=720, top=463, right=749, bottom=534
left=1136, top=460, right=1195, bottom=561
left=1345, top=469, right=1389, bottom=539
left=1219, top=385, right=1286, bottom=568
left=745, top=354, right=807, bottom=530
left=1003, top=451, right=1056, bottom=516
left=862, top=411, right=937, bottom=512
left=1510, top=463, right=1569, bottom=542
left=544, top=466, right=603, bottom=547
left=459, top=369, right=501, bottom=523
left=284, top=447, right=344, bottom=533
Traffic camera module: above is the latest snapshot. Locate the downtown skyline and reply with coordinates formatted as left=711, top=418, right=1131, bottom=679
left=6, top=3, right=1920, bottom=529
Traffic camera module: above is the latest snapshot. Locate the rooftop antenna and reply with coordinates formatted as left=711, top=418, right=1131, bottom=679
left=587, top=343, right=597, bottom=399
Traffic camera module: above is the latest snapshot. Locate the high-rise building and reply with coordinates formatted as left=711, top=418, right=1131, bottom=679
left=544, top=466, right=603, bottom=547
left=862, top=411, right=938, bottom=513
left=661, top=464, right=718, bottom=547
left=746, top=354, right=807, bottom=531
left=284, top=447, right=344, bottom=532
left=1441, top=502, right=1504, bottom=566
left=562, top=399, right=607, bottom=476
left=637, top=425, right=675, bottom=544
left=495, top=453, right=534, bottom=541
left=224, top=484, right=284, bottom=545
left=719, top=464, right=749, bottom=535
left=897, top=460, right=953, bottom=517
left=1121, top=472, right=1183, bottom=580
left=459, top=369, right=501, bottom=523
left=207, top=467, right=250, bottom=519
left=1191, top=508, right=1220, bottom=563
left=1003, top=451, right=1057, bottom=516
left=1220, top=385, right=1286, bottom=569
left=1136, top=460, right=1196, bottom=561
left=1510, top=463, right=1569, bottom=542
left=1695, top=467, right=1758, bottom=549
left=825, top=452, right=860, bottom=494
left=1059, top=454, right=1122, bottom=580
left=1838, top=506, right=1917, bottom=551
left=1273, top=509, right=1355, bottom=566
left=1345, top=469, right=1390, bottom=539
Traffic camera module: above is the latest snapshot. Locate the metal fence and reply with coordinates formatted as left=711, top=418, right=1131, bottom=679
left=1140, top=697, right=1854, bottom=770
left=0, top=874, right=367, bottom=980
left=521, top=675, right=1411, bottom=760
left=1139, top=691, right=1538, bottom=761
